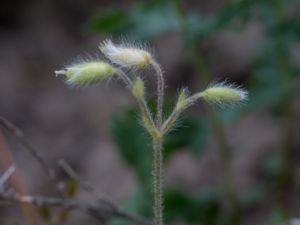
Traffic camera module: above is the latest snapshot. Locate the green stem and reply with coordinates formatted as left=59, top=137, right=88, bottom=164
left=190, top=41, right=241, bottom=224
left=151, top=60, right=165, bottom=129
left=161, top=108, right=181, bottom=135
left=270, top=0, right=294, bottom=210
left=117, top=69, right=157, bottom=137
left=162, top=92, right=203, bottom=135
left=153, top=137, right=163, bottom=225
left=211, top=109, right=241, bottom=224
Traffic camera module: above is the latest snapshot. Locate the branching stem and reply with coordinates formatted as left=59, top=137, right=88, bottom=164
left=116, top=69, right=156, bottom=132
left=117, top=66, right=164, bottom=225
left=161, top=92, right=203, bottom=134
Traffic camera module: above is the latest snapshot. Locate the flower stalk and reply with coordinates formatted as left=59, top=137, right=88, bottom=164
left=150, top=60, right=165, bottom=129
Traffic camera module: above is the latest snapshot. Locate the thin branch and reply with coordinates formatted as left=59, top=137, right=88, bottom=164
left=0, top=116, right=56, bottom=180
left=0, top=117, right=153, bottom=225
left=0, top=131, right=37, bottom=224
left=0, top=165, right=15, bottom=188
left=0, top=192, right=153, bottom=225
left=58, top=159, right=95, bottom=194
left=58, top=160, right=153, bottom=224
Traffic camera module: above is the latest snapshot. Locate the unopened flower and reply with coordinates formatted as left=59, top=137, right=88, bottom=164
left=133, top=77, right=145, bottom=99
left=55, top=61, right=115, bottom=86
left=201, top=83, right=247, bottom=105
left=99, top=40, right=152, bottom=68
left=175, top=89, right=188, bottom=112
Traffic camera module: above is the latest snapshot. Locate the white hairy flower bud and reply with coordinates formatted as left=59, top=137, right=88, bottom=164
left=99, top=40, right=152, bottom=68
left=132, top=77, right=145, bottom=99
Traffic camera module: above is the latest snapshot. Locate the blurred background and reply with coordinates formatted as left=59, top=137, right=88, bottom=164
left=0, top=0, right=300, bottom=225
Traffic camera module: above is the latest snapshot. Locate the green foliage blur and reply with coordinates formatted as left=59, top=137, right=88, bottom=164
left=88, top=0, right=299, bottom=224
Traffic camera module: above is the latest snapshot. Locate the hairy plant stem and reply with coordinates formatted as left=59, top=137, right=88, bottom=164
left=118, top=62, right=165, bottom=225
left=150, top=60, right=165, bottom=225
left=139, top=59, right=166, bottom=225
left=116, top=69, right=156, bottom=132
left=153, top=137, right=163, bottom=225
left=115, top=69, right=134, bottom=88
left=161, top=109, right=182, bottom=135
left=151, top=61, right=164, bottom=129
left=162, top=92, right=202, bottom=135
left=119, top=61, right=165, bottom=225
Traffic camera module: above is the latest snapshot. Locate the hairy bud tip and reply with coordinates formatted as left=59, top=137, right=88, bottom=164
left=202, top=83, right=247, bottom=105
left=55, top=62, right=115, bottom=86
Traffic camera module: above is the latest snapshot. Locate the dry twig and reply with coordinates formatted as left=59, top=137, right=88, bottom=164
left=0, top=116, right=56, bottom=179
left=0, top=115, right=153, bottom=225
left=0, top=191, right=153, bottom=225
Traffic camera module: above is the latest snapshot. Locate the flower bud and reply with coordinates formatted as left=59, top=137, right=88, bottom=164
left=55, top=62, right=115, bottom=86
left=132, top=77, right=145, bottom=99
left=201, top=83, right=247, bottom=104
left=175, top=89, right=188, bottom=111
left=99, top=40, right=152, bottom=68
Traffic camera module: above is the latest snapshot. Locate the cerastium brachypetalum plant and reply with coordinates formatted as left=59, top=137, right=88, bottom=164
left=55, top=39, right=248, bottom=225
